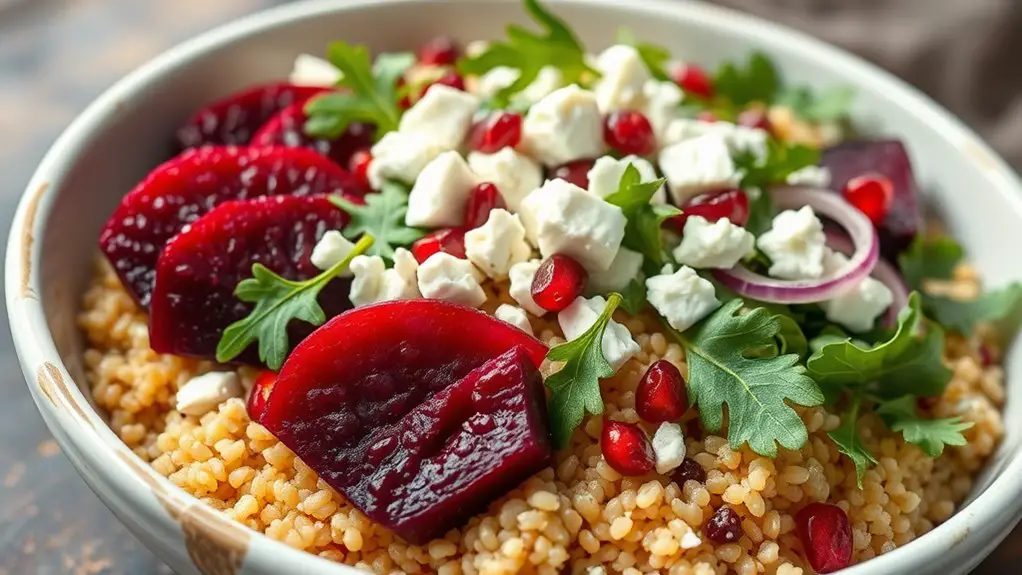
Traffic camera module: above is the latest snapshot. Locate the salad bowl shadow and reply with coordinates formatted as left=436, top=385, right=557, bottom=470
left=6, top=0, right=1022, bottom=573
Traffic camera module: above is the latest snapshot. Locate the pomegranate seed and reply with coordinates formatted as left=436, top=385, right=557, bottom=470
left=673, top=64, right=714, bottom=99
left=603, top=111, right=657, bottom=156
left=916, top=396, right=939, bottom=411
left=424, top=70, right=466, bottom=95
left=348, top=149, right=373, bottom=192
left=705, top=506, right=742, bottom=543
left=549, top=159, right=596, bottom=189
left=670, top=458, right=706, bottom=486
left=464, top=182, right=506, bottom=229
left=530, top=255, right=588, bottom=312
left=737, top=108, right=772, bottom=132
left=636, top=360, right=688, bottom=423
left=671, top=188, right=749, bottom=231
left=842, top=173, right=894, bottom=225
left=796, top=503, right=852, bottom=573
left=469, top=112, right=523, bottom=153
left=410, top=228, right=467, bottom=263
left=979, top=343, right=995, bottom=366
left=396, top=77, right=412, bottom=110
left=417, top=36, right=460, bottom=66
left=601, top=419, right=655, bottom=476
left=696, top=111, right=718, bottom=123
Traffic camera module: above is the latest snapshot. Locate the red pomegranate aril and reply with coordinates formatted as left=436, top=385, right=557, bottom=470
left=673, top=64, right=714, bottom=99
left=696, top=110, right=718, bottom=123
left=672, top=188, right=750, bottom=231
left=397, top=77, right=412, bottom=110
left=425, top=71, right=467, bottom=95
left=469, top=112, right=523, bottom=153
left=603, top=111, right=657, bottom=156
left=348, top=149, right=373, bottom=191
left=636, top=360, right=688, bottom=423
left=465, top=182, right=506, bottom=229
left=601, top=419, right=655, bottom=476
left=796, top=503, right=852, bottom=573
left=417, top=36, right=460, bottom=66
left=705, top=506, right=742, bottom=543
left=411, top=228, right=467, bottom=263
left=737, top=108, right=772, bottom=132
left=842, top=173, right=894, bottom=225
left=550, top=159, right=596, bottom=189
left=670, top=458, right=707, bottom=486
left=531, top=255, right=588, bottom=313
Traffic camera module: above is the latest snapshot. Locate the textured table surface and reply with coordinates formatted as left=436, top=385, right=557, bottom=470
left=1, top=0, right=1020, bottom=573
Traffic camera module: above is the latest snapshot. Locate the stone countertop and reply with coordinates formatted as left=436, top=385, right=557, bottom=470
left=0, top=0, right=1019, bottom=573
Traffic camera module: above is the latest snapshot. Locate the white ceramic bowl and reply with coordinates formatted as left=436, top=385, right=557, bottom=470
left=7, top=0, right=1022, bottom=573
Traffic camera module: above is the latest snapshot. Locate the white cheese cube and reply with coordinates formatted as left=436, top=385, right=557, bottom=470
left=652, top=422, right=687, bottom=474
left=592, top=45, right=651, bottom=113
left=368, top=131, right=444, bottom=189
left=399, top=84, right=479, bottom=151
left=756, top=206, right=828, bottom=280
left=785, top=165, right=832, bottom=188
left=417, top=252, right=487, bottom=308
left=587, top=155, right=665, bottom=204
left=509, top=259, right=545, bottom=317
left=516, top=66, right=564, bottom=105
left=494, top=304, right=534, bottom=335
left=518, top=179, right=627, bottom=272
left=392, top=248, right=419, bottom=284
left=658, top=134, right=740, bottom=205
left=587, top=247, right=643, bottom=295
left=310, top=230, right=355, bottom=276
left=475, top=66, right=520, bottom=99
left=819, top=250, right=895, bottom=333
left=673, top=216, right=755, bottom=270
left=289, top=54, right=342, bottom=87
left=645, top=265, right=720, bottom=332
left=558, top=296, right=640, bottom=372
left=468, top=148, right=543, bottom=212
left=349, top=254, right=421, bottom=308
left=662, top=118, right=769, bottom=159
left=405, top=151, right=479, bottom=228
left=520, top=85, right=605, bottom=166
left=642, top=80, right=685, bottom=142
left=465, top=209, right=532, bottom=279
left=176, top=372, right=243, bottom=416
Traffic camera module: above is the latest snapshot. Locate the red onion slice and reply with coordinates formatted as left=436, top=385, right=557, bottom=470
left=712, top=186, right=879, bottom=304
left=824, top=229, right=909, bottom=328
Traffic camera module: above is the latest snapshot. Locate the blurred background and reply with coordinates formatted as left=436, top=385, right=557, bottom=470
left=0, top=0, right=1020, bottom=572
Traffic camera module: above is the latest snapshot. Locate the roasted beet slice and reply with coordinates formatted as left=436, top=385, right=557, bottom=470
left=821, top=140, right=922, bottom=259
left=250, top=100, right=375, bottom=171
left=149, top=195, right=350, bottom=365
left=253, top=300, right=549, bottom=543
left=176, top=82, right=328, bottom=149
left=99, top=146, right=361, bottom=307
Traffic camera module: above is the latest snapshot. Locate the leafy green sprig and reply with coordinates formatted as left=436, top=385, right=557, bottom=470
left=603, top=164, right=677, bottom=274
left=330, top=181, right=426, bottom=261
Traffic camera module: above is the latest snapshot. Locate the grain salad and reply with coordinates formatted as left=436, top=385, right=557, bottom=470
left=81, top=0, right=1016, bottom=573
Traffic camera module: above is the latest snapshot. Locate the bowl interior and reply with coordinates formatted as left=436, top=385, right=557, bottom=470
left=20, top=0, right=1022, bottom=572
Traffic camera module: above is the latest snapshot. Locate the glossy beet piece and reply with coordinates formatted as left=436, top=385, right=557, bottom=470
left=149, top=195, right=350, bottom=364
left=465, top=182, right=506, bottom=229
left=796, top=503, right=852, bottom=573
left=176, top=82, right=327, bottom=149
left=250, top=100, right=375, bottom=170
left=411, top=228, right=468, bottom=263
left=99, top=146, right=362, bottom=307
left=636, top=360, right=688, bottom=423
left=255, top=302, right=549, bottom=543
left=531, top=255, right=588, bottom=313
left=821, top=140, right=922, bottom=259
left=601, top=420, right=655, bottom=476
left=670, top=188, right=749, bottom=231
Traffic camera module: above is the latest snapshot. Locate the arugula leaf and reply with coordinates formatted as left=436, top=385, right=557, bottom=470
left=827, top=394, right=877, bottom=487
left=545, top=293, right=622, bottom=448
left=927, top=284, right=1022, bottom=337
left=876, top=395, right=972, bottom=457
left=899, top=235, right=964, bottom=290
left=666, top=300, right=824, bottom=456
left=457, top=0, right=596, bottom=107
left=304, top=44, right=413, bottom=139
left=776, top=85, right=856, bottom=123
left=330, top=181, right=426, bottom=261
left=603, top=165, right=676, bottom=272
left=618, top=279, right=648, bottom=316
left=735, top=140, right=822, bottom=190
left=616, top=28, right=671, bottom=81
left=713, top=52, right=781, bottom=108
left=775, top=314, right=809, bottom=359
left=216, top=235, right=375, bottom=369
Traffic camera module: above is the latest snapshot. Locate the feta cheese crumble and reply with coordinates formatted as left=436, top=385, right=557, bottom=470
left=756, top=206, right=828, bottom=280
left=819, top=250, right=895, bottom=333
left=592, top=45, right=650, bottom=113
left=348, top=251, right=421, bottom=308
left=520, top=85, right=604, bottom=166
left=680, top=531, right=703, bottom=550
left=785, top=165, right=832, bottom=188
left=467, top=148, right=543, bottom=212
left=494, top=304, right=534, bottom=335
left=310, top=231, right=355, bottom=276
left=176, top=372, right=244, bottom=416
left=367, top=131, right=444, bottom=189
left=642, top=79, right=684, bottom=142
left=509, top=259, right=546, bottom=317
left=587, top=155, right=666, bottom=204
left=518, top=179, right=627, bottom=272
left=662, top=117, right=769, bottom=159
left=464, top=209, right=532, bottom=279
left=558, top=296, right=640, bottom=371
left=673, top=216, right=755, bottom=270
left=586, top=247, right=643, bottom=295
left=398, top=84, right=479, bottom=151
left=405, top=151, right=479, bottom=227
left=658, top=134, right=740, bottom=205
left=289, top=54, right=341, bottom=87
left=652, top=422, right=687, bottom=474
left=416, top=253, right=487, bottom=308
left=645, top=265, right=721, bottom=332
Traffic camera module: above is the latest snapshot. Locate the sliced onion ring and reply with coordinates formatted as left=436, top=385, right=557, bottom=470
left=824, top=229, right=909, bottom=328
left=712, top=186, right=879, bottom=304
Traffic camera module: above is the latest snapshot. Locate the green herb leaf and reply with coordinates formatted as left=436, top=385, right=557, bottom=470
left=827, top=394, right=877, bottom=488
left=216, top=235, right=375, bottom=369
left=899, top=235, right=964, bottom=290
left=735, top=140, right=822, bottom=190
left=545, top=293, right=622, bottom=448
left=713, top=52, right=781, bottom=108
left=304, top=44, right=413, bottom=139
left=616, top=28, right=671, bottom=81
left=776, top=85, right=856, bottom=123
left=603, top=165, right=676, bottom=272
left=775, top=314, right=809, bottom=359
left=330, top=181, right=426, bottom=261
left=927, top=283, right=1022, bottom=337
left=743, top=188, right=774, bottom=237
left=666, top=300, right=824, bottom=456
left=618, top=279, right=648, bottom=316
left=876, top=395, right=972, bottom=457
left=457, top=0, right=596, bottom=107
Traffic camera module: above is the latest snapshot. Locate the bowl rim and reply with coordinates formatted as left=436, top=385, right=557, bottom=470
left=7, top=0, right=1022, bottom=573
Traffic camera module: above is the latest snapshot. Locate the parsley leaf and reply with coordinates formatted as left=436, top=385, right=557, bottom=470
left=666, top=300, right=824, bottom=456
left=545, top=293, right=622, bottom=448
left=457, top=0, right=596, bottom=107
left=876, top=395, right=972, bottom=457
left=713, top=52, right=780, bottom=108
left=776, top=85, right=856, bottom=123
left=616, top=28, right=671, bottom=81
left=330, top=181, right=426, bottom=261
left=603, top=164, right=676, bottom=272
left=899, top=235, right=964, bottom=290
left=927, top=284, right=1022, bottom=336
left=216, top=235, right=375, bottom=369
left=304, top=44, right=413, bottom=139
left=618, top=279, right=648, bottom=316
left=827, top=394, right=877, bottom=487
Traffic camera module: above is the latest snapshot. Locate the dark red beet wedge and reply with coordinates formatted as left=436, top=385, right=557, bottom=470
left=176, top=82, right=328, bottom=149
left=99, top=146, right=361, bottom=307
left=253, top=301, right=549, bottom=544
left=149, top=195, right=350, bottom=364
left=250, top=100, right=374, bottom=170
